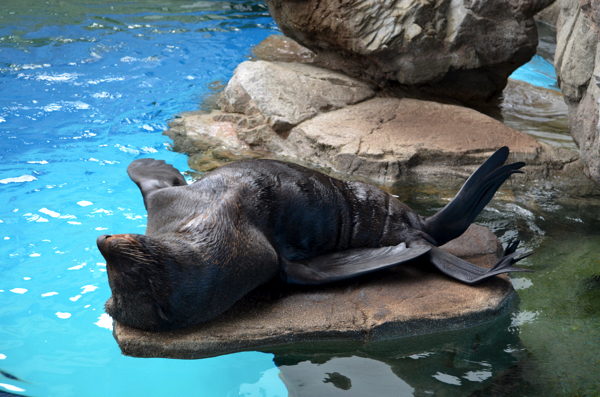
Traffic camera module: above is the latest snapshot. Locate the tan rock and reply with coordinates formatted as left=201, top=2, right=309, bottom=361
left=285, top=97, right=541, bottom=182
left=113, top=224, right=515, bottom=359
left=166, top=99, right=591, bottom=189
left=251, top=34, right=316, bottom=64
left=165, top=58, right=593, bottom=188
left=218, top=61, right=376, bottom=132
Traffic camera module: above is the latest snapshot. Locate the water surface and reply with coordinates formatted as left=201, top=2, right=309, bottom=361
left=1, top=2, right=599, bottom=396
left=1, top=1, right=286, bottom=396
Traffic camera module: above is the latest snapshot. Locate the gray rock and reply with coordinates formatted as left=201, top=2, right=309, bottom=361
left=166, top=59, right=592, bottom=188
left=536, top=0, right=560, bottom=26
left=555, top=0, right=600, bottom=184
left=113, top=225, right=515, bottom=359
left=251, top=34, right=316, bottom=64
left=217, top=61, right=376, bottom=132
left=265, top=0, right=553, bottom=102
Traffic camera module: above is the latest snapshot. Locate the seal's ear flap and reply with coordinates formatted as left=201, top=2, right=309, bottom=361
left=127, top=158, right=187, bottom=209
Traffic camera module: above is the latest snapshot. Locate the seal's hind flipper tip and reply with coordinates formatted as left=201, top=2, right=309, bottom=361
left=427, top=245, right=533, bottom=285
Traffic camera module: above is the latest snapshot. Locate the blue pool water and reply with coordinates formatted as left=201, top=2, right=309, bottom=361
left=509, top=54, right=559, bottom=91
left=2, top=2, right=596, bottom=396
left=0, top=1, right=287, bottom=396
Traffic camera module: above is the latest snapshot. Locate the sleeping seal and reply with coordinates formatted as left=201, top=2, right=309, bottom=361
left=97, top=147, right=530, bottom=331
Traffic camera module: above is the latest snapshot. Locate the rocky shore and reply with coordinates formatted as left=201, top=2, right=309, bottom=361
left=555, top=0, right=600, bottom=184
left=114, top=0, right=600, bottom=358
left=165, top=34, right=596, bottom=193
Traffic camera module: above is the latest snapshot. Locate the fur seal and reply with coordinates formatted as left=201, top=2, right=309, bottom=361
left=97, top=147, right=531, bottom=331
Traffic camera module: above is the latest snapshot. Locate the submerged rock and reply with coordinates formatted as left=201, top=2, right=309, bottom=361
left=265, top=0, right=553, bottom=103
left=113, top=225, right=515, bottom=359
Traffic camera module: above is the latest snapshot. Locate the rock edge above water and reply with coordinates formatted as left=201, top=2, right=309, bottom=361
left=113, top=224, right=516, bottom=359
left=164, top=35, right=598, bottom=192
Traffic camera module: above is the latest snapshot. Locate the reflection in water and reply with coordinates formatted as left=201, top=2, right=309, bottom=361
left=323, top=372, right=352, bottom=390
left=238, top=367, right=288, bottom=397
left=267, top=313, right=525, bottom=396
left=1, top=0, right=600, bottom=396
left=264, top=177, right=600, bottom=396
left=433, top=372, right=463, bottom=386
left=510, top=277, right=533, bottom=290
left=501, top=78, right=573, bottom=149
left=279, top=357, right=415, bottom=396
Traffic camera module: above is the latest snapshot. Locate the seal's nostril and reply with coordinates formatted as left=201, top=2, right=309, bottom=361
left=96, top=235, right=111, bottom=247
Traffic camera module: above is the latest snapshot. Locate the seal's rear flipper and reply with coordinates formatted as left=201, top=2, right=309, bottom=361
left=127, top=158, right=187, bottom=209
left=423, top=147, right=525, bottom=246
left=282, top=244, right=431, bottom=285
left=427, top=243, right=533, bottom=285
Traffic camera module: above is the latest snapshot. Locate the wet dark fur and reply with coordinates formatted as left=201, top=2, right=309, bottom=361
left=99, top=161, right=432, bottom=331
left=98, top=151, right=527, bottom=331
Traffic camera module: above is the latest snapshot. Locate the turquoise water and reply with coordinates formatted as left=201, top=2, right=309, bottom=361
left=510, top=54, right=559, bottom=91
left=0, top=1, right=287, bottom=396
left=1, top=2, right=598, bottom=396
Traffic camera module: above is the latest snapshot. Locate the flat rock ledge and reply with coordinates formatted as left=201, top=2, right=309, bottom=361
left=113, top=225, right=516, bottom=359
left=166, top=57, right=594, bottom=190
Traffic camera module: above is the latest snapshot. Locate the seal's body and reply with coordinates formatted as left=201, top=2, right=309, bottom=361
left=97, top=147, right=530, bottom=331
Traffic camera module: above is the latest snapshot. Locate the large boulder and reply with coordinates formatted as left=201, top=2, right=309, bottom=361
left=113, top=225, right=516, bottom=359
left=555, top=0, right=600, bottom=184
left=166, top=59, right=589, bottom=188
left=265, top=0, right=553, bottom=103
left=282, top=96, right=541, bottom=180
left=218, top=60, right=376, bottom=133
left=536, top=0, right=560, bottom=26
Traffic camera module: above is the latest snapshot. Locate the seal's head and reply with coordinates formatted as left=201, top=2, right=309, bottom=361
left=97, top=234, right=174, bottom=331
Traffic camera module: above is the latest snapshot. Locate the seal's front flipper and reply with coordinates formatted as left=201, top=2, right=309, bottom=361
left=427, top=243, right=532, bottom=285
left=282, top=244, right=431, bottom=285
left=127, top=158, right=187, bottom=209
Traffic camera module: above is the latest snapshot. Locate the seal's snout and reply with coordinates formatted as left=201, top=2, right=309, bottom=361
left=97, top=234, right=115, bottom=254
left=96, top=234, right=147, bottom=262
left=97, top=235, right=109, bottom=252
